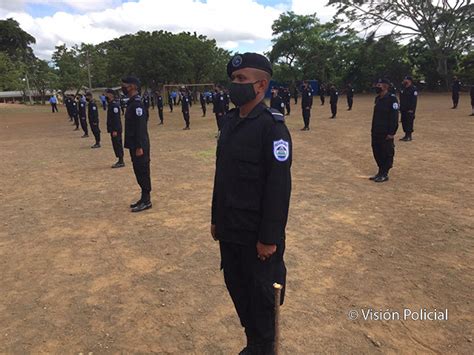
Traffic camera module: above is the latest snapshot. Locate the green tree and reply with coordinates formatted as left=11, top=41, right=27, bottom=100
left=51, top=44, right=86, bottom=92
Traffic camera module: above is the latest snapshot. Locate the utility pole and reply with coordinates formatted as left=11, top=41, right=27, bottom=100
left=86, top=49, right=92, bottom=89
left=25, top=73, right=33, bottom=105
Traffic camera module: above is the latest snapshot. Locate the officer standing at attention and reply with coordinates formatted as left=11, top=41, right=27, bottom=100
left=399, top=76, right=418, bottom=142
left=78, top=95, right=89, bottom=137
left=86, top=92, right=101, bottom=148
left=329, top=85, right=338, bottom=119
left=346, top=83, right=354, bottom=111
left=105, top=89, right=125, bottom=168
left=70, top=95, right=80, bottom=131
left=451, top=76, right=462, bottom=109
left=122, top=76, right=152, bottom=212
left=292, top=86, right=298, bottom=105
left=65, top=94, right=73, bottom=122
left=156, top=90, right=164, bottom=124
left=200, top=91, right=207, bottom=117
left=370, top=78, right=399, bottom=183
left=180, top=88, right=191, bottom=130
left=283, top=87, right=291, bottom=115
left=211, top=52, right=291, bottom=355
left=49, top=95, right=58, bottom=113
left=143, top=93, right=151, bottom=116
left=319, top=83, right=325, bottom=105
left=168, top=91, right=174, bottom=112
left=301, top=80, right=313, bottom=130
left=270, top=86, right=285, bottom=114
left=213, top=85, right=226, bottom=134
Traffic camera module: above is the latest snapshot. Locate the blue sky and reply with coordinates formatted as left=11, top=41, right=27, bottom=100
left=0, top=0, right=335, bottom=59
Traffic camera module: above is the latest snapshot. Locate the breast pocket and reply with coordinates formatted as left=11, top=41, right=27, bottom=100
left=234, top=148, right=260, bottom=180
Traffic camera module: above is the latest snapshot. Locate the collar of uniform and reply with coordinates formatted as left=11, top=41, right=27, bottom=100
left=238, top=101, right=267, bottom=119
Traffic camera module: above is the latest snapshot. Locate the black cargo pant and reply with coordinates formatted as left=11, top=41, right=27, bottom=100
left=320, top=95, right=325, bottom=105
left=158, top=107, right=164, bottom=123
left=220, top=240, right=286, bottom=343
left=452, top=92, right=459, bottom=107
left=130, top=147, right=151, bottom=201
left=51, top=103, right=58, bottom=112
left=372, top=135, right=395, bottom=175
left=89, top=120, right=100, bottom=144
left=330, top=101, right=337, bottom=117
left=73, top=113, right=79, bottom=128
left=285, top=101, right=290, bottom=115
left=347, top=96, right=353, bottom=110
left=201, top=103, right=206, bottom=116
left=110, top=133, right=124, bottom=159
left=302, top=108, right=311, bottom=128
left=400, top=110, right=415, bottom=133
left=79, top=116, right=88, bottom=134
left=215, top=113, right=223, bottom=130
left=183, top=111, right=190, bottom=128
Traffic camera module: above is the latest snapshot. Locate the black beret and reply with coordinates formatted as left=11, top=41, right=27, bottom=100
left=227, top=53, right=273, bottom=78
left=105, top=88, right=115, bottom=95
left=404, top=75, right=413, bottom=81
left=121, top=76, right=141, bottom=87
left=377, top=78, right=391, bottom=84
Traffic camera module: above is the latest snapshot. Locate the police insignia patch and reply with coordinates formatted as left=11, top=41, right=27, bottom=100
left=136, top=107, right=143, bottom=116
left=113, top=107, right=119, bottom=113
left=414, top=91, right=418, bottom=96
left=273, top=139, right=289, bottom=162
left=232, top=55, right=243, bottom=67
left=393, top=102, right=399, bottom=110
left=92, top=106, right=96, bottom=110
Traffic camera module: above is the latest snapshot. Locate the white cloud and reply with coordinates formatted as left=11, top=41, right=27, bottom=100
left=291, top=0, right=336, bottom=22
left=1, top=0, right=287, bottom=60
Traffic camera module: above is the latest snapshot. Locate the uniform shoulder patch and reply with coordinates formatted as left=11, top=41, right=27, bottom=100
left=136, top=107, right=143, bottom=116
left=273, top=139, right=289, bottom=162
left=414, top=91, right=418, bottom=96
left=113, top=107, right=119, bottom=113
left=266, top=108, right=285, bottom=122
left=392, top=102, right=399, bottom=110
left=92, top=106, right=96, bottom=110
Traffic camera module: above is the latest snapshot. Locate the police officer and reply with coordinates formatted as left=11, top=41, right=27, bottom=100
left=370, top=79, right=399, bottom=183
left=283, top=87, right=291, bottom=115
left=65, top=94, right=73, bottom=122
left=451, top=76, right=462, bottom=109
left=180, top=88, right=191, bottom=130
left=78, top=94, right=89, bottom=137
left=399, top=76, right=418, bottom=141
left=292, top=86, right=298, bottom=105
left=346, top=83, right=354, bottom=111
left=224, top=89, right=230, bottom=113
left=270, top=86, right=285, bottom=114
left=301, top=80, right=313, bottom=130
left=143, top=93, right=150, bottom=116
left=200, top=91, right=207, bottom=117
left=70, top=95, right=80, bottom=131
left=211, top=52, right=291, bottom=355
left=168, top=91, right=173, bottom=112
left=85, top=92, right=101, bottom=148
left=470, top=84, right=474, bottom=116
left=105, top=89, right=125, bottom=168
left=319, top=83, right=325, bottom=105
left=213, top=85, right=226, bottom=133
left=122, top=76, right=152, bottom=212
left=156, top=90, right=164, bottom=124
left=329, top=85, right=338, bottom=118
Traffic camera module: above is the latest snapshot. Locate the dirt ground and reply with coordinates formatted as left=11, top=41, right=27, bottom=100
left=0, top=93, right=472, bottom=354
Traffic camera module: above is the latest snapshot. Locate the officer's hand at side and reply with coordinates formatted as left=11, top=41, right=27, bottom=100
left=112, top=131, right=118, bottom=137
left=136, top=147, right=144, bottom=156
left=386, top=134, right=395, bottom=140
left=257, top=241, right=277, bottom=261
left=211, top=224, right=217, bottom=241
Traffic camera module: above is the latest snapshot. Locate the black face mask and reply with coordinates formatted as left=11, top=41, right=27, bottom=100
left=375, top=87, right=383, bottom=94
left=121, top=86, right=128, bottom=96
left=229, top=81, right=259, bottom=107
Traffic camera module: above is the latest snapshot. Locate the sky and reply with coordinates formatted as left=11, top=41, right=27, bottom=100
left=0, top=0, right=338, bottom=60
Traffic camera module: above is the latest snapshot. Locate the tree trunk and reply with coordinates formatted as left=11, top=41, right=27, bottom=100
left=436, top=54, right=449, bottom=91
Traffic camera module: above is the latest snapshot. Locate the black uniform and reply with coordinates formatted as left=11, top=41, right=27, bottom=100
left=143, top=95, right=150, bottom=115
left=346, top=85, right=354, bottom=110
left=212, top=102, right=291, bottom=347
left=78, top=99, right=88, bottom=135
left=107, top=99, right=124, bottom=161
left=224, top=93, right=230, bottom=113
left=371, top=93, right=399, bottom=177
left=65, top=97, right=73, bottom=120
left=283, top=88, right=291, bottom=115
left=329, top=88, right=338, bottom=118
left=270, top=93, right=285, bottom=115
left=301, top=86, right=313, bottom=129
left=319, top=86, right=325, bottom=105
left=168, top=93, right=173, bottom=112
left=452, top=79, right=461, bottom=108
left=200, top=93, right=207, bottom=116
left=70, top=99, right=79, bottom=129
left=292, top=87, right=298, bottom=105
left=399, top=85, right=418, bottom=135
left=181, top=93, right=190, bottom=128
left=156, top=94, right=164, bottom=123
left=124, top=95, right=151, bottom=201
left=213, top=91, right=226, bottom=130
left=87, top=99, right=101, bottom=144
